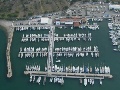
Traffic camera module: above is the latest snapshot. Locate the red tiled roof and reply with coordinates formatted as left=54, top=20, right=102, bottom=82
left=73, top=22, right=80, bottom=27
left=59, top=17, right=87, bottom=22
left=60, top=18, right=80, bottom=22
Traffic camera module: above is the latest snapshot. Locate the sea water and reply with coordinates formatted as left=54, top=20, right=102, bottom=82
left=0, top=19, right=120, bottom=90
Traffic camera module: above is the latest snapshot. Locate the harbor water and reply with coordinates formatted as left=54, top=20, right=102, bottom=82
left=0, top=19, right=120, bottom=90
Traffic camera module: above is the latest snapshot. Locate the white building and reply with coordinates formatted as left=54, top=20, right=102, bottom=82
left=65, top=21, right=73, bottom=25
left=55, top=21, right=60, bottom=25
left=40, top=17, right=49, bottom=24
left=109, top=4, right=120, bottom=10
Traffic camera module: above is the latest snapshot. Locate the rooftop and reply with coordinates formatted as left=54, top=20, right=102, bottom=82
left=73, top=22, right=80, bottom=27
left=59, top=17, right=86, bottom=22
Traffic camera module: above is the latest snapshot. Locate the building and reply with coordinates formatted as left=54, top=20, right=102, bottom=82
left=73, top=22, right=80, bottom=27
left=109, top=4, right=120, bottom=10
left=40, top=17, right=49, bottom=24
left=54, top=17, right=87, bottom=27
left=55, top=21, right=60, bottom=25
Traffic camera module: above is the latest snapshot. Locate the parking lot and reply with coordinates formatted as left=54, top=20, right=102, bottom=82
left=65, top=1, right=120, bottom=18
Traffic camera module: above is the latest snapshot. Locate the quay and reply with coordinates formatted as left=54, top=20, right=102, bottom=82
left=24, top=71, right=113, bottom=79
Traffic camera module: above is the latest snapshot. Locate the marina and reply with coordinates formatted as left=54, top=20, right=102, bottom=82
left=12, top=20, right=113, bottom=87
left=1, top=1, right=120, bottom=89
left=0, top=18, right=116, bottom=90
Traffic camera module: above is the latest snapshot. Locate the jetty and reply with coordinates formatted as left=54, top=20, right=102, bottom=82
left=0, top=20, right=14, bottom=78
left=6, top=27, right=14, bottom=78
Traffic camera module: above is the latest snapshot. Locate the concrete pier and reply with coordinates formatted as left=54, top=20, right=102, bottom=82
left=30, top=74, right=105, bottom=79
left=47, top=26, right=55, bottom=73
left=24, top=71, right=113, bottom=79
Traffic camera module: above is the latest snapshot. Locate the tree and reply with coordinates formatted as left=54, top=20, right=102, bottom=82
left=92, top=0, right=98, bottom=2
left=63, top=6, right=68, bottom=10
left=1, top=13, right=5, bottom=17
left=28, top=12, right=33, bottom=16
left=106, top=0, right=110, bottom=3
left=7, top=13, right=18, bottom=18
left=15, top=10, right=19, bottom=14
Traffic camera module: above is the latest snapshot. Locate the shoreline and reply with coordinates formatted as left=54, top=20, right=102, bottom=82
left=0, top=25, right=8, bottom=37
left=0, top=20, right=12, bottom=36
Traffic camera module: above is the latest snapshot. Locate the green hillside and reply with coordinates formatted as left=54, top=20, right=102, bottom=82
left=0, top=0, right=119, bottom=20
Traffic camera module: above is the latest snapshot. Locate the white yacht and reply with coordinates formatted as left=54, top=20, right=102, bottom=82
left=88, top=79, right=89, bottom=82
left=100, top=79, right=102, bottom=85
left=92, top=79, right=94, bottom=85
left=56, top=60, right=61, bottom=63
left=89, top=79, right=92, bottom=84
left=113, top=48, right=118, bottom=51
left=26, top=65, right=29, bottom=71
left=36, top=76, right=41, bottom=85
left=33, top=76, right=36, bottom=82
left=71, top=26, right=73, bottom=29
left=84, top=78, right=87, bottom=86
left=50, top=77, right=53, bottom=82
left=30, top=75, right=32, bottom=82
left=58, top=77, right=64, bottom=85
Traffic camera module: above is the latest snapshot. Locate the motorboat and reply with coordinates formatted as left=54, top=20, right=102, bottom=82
left=36, top=76, right=41, bottom=85
left=56, top=60, right=61, bottom=63
left=92, top=79, right=94, bottom=85
left=50, top=78, right=53, bottom=82
left=100, top=79, right=102, bottom=85
left=30, top=75, right=32, bottom=82
left=84, top=78, right=87, bottom=86
left=113, top=48, right=118, bottom=51
left=80, top=79, right=82, bottom=83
